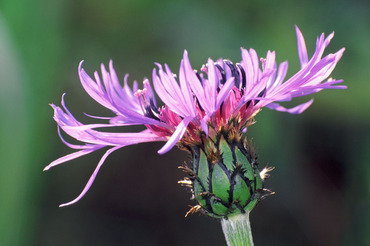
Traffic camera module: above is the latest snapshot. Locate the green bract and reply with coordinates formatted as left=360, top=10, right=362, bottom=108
left=180, top=129, right=268, bottom=219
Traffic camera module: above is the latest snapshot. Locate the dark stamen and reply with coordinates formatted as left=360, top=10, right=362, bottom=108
left=144, top=105, right=160, bottom=120
left=149, top=99, right=160, bottom=114
left=245, top=88, right=266, bottom=109
left=195, top=71, right=202, bottom=83
left=254, top=88, right=266, bottom=105
left=215, top=64, right=226, bottom=85
left=236, top=64, right=246, bottom=89
left=224, top=60, right=241, bottom=88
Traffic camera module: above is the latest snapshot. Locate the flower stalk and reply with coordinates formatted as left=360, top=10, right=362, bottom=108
left=221, top=212, right=254, bottom=246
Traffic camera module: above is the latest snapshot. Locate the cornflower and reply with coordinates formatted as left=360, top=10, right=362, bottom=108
left=46, top=26, right=345, bottom=245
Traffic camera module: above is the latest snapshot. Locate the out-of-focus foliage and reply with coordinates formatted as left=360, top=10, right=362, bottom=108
left=0, top=0, right=369, bottom=245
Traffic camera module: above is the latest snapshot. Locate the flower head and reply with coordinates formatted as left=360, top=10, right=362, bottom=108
left=46, top=26, right=345, bottom=208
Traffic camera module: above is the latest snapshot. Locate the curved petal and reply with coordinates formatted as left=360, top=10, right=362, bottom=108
left=44, top=146, right=104, bottom=171
left=56, top=126, right=95, bottom=150
left=295, top=25, right=308, bottom=68
left=59, top=146, right=122, bottom=207
left=216, top=77, right=235, bottom=109
left=266, top=99, right=314, bottom=114
left=157, top=116, right=193, bottom=154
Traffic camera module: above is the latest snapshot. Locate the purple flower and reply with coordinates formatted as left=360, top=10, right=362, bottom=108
left=46, top=26, right=345, bottom=207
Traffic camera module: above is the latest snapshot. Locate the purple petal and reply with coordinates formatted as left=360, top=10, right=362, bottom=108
left=78, top=62, right=113, bottom=111
left=183, top=51, right=209, bottom=112
left=57, top=126, right=94, bottom=150
left=44, top=146, right=104, bottom=171
left=157, top=116, right=193, bottom=154
left=295, top=25, right=308, bottom=68
left=206, top=58, right=218, bottom=112
left=53, top=103, right=168, bottom=146
left=79, top=62, right=168, bottom=128
left=240, top=48, right=255, bottom=89
left=273, top=61, right=288, bottom=88
left=59, top=146, right=122, bottom=207
left=179, top=60, right=197, bottom=117
left=152, top=68, right=189, bottom=117
left=216, top=77, right=235, bottom=109
left=266, top=99, right=314, bottom=114
left=200, top=116, right=209, bottom=136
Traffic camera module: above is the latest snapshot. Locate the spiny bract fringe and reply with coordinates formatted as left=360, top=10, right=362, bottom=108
left=179, top=126, right=273, bottom=219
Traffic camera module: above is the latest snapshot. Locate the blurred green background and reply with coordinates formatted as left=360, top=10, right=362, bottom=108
left=0, top=0, right=369, bottom=245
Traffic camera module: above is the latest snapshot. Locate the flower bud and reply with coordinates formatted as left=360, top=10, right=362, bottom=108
left=180, top=129, right=272, bottom=218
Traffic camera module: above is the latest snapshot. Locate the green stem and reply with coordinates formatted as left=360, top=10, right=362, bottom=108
left=221, top=212, right=254, bottom=246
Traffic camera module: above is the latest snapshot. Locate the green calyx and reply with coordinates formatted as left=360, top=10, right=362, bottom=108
left=179, top=130, right=272, bottom=219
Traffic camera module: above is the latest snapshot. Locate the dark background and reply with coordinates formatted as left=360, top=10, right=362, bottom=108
left=0, top=0, right=369, bottom=245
